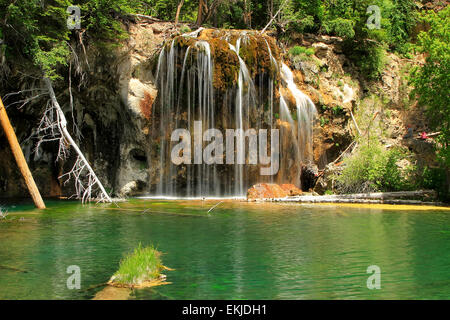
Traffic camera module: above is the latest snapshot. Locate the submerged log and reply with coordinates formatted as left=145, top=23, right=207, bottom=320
left=0, top=97, right=46, bottom=209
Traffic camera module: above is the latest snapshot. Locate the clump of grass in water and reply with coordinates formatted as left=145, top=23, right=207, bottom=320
left=109, top=243, right=167, bottom=288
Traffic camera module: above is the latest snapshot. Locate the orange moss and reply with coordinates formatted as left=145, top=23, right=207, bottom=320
left=140, top=91, right=154, bottom=120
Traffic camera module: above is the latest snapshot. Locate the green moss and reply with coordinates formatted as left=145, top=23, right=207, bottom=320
left=209, top=38, right=239, bottom=91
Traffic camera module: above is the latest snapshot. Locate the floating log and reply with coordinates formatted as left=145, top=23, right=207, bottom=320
left=0, top=97, right=45, bottom=209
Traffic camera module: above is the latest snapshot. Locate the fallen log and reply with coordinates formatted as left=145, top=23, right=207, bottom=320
left=248, top=190, right=442, bottom=206
left=304, top=190, right=437, bottom=200
left=268, top=197, right=444, bottom=206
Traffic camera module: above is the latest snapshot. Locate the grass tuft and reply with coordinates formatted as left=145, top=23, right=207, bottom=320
left=110, top=243, right=164, bottom=286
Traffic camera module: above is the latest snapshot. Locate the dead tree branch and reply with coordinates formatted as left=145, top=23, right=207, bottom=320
left=42, top=77, right=112, bottom=203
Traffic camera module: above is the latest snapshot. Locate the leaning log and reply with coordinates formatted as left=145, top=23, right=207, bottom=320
left=0, top=97, right=46, bottom=209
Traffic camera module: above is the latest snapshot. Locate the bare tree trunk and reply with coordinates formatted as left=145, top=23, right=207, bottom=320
left=269, top=0, right=274, bottom=22
left=43, top=78, right=112, bottom=203
left=196, top=0, right=206, bottom=26
left=196, top=0, right=221, bottom=26
left=0, top=97, right=46, bottom=209
left=175, top=0, right=184, bottom=25
left=261, top=0, right=288, bottom=33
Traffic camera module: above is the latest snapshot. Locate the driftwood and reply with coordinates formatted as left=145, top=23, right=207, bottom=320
left=133, top=14, right=162, bottom=22
left=207, top=201, right=223, bottom=213
left=349, top=108, right=361, bottom=136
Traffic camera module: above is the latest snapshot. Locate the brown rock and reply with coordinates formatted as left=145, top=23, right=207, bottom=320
left=280, top=184, right=302, bottom=196
left=247, top=183, right=288, bottom=200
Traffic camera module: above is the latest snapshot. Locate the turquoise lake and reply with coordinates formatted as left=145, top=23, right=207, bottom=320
left=0, top=199, right=449, bottom=299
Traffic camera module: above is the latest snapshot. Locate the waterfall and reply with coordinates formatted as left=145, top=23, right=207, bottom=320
left=280, top=63, right=317, bottom=164
left=152, top=30, right=316, bottom=198
left=227, top=39, right=256, bottom=195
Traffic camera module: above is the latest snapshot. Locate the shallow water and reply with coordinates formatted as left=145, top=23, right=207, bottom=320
left=0, top=199, right=449, bottom=300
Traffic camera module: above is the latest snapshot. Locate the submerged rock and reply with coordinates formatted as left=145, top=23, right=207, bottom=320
left=93, top=286, right=132, bottom=300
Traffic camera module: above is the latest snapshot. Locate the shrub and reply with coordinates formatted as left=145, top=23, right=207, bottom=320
left=335, top=142, right=413, bottom=193
left=360, top=45, right=386, bottom=80
left=323, top=18, right=355, bottom=38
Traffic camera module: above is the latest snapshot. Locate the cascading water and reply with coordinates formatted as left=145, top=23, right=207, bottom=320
left=152, top=29, right=316, bottom=198
left=280, top=63, right=317, bottom=164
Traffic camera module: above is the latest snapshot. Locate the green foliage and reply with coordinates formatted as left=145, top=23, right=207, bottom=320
left=336, top=141, right=413, bottom=193
left=387, top=0, right=417, bottom=52
left=320, top=116, right=329, bottom=127
left=332, top=105, right=344, bottom=115
left=410, top=7, right=450, bottom=168
left=112, top=243, right=164, bottom=286
left=180, top=25, right=192, bottom=34
left=77, top=0, right=140, bottom=42
left=350, top=42, right=387, bottom=80
left=0, top=0, right=71, bottom=79
left=323, top=18, right=355, bottom=38
left=416, top=166, right=449, bottom=202
left=0, top=0, right=145, bottom=80
left=289, top=46, right=314, bottom=57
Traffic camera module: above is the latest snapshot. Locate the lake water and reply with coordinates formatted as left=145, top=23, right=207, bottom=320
left=0, top=199, right=449, bottom=299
